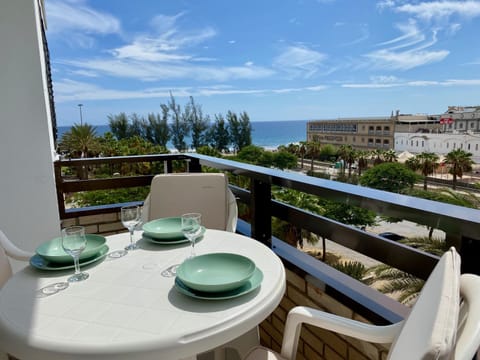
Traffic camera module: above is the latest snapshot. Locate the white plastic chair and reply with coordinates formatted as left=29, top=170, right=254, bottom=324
left=142, top=173, right=238, bottom=232
left=0, top=229, right=33, bottom=360
left=243, top=247, right=480, bottom=360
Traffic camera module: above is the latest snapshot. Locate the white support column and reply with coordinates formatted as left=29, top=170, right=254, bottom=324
left=0, top=0, right=60, bottom=270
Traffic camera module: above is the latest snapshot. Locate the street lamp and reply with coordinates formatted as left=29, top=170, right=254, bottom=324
left=78, top=104, right=83, bottom=125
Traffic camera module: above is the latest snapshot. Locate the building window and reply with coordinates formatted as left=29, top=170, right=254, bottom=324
left=454, top=143, right=456, bottom=149
left=411, top=140, right=413, bottom=146
left=476, top=144, right=479, bottom=151
left=422, top=141, right=424, bottom=147
left=446, top=142, right=449, bottom=148
left=468, top=144, right=471, bottom=150
left=459, top=123, right=464, bottom=129
left=416, top=140, right=418, bottom=147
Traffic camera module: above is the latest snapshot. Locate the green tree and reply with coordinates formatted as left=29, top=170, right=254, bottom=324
left=360, top=162, right=418, bottom=193
left=272, top=151, right=298, bottom=170
left=186, top=96, right=209, bottom=149
left=306, top=141, right=321, bottom=171
left=443, top=149, right=474, bottom=190
left=58, top=123, right=99, bottom=159
left=207, top=114, right=230, bottom=152
left=337, top=145, right=356, bottom=177
left=238, top=111, right=252, bottom=150
left=406, top=152, right=439, bottom=191
left=146, top=112, right=169, bottom=148
left=108, top=113, right=129, bottom=140
left=236, top=145, right=264, bottom=164
left=167, top=94, right=189, bottom=152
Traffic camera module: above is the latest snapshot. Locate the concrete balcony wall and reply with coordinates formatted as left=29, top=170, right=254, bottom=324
left=0, top=0, right=60, bottom=270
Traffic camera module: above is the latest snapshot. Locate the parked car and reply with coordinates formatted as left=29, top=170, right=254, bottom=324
left=378, top=232, right=405, bottom=241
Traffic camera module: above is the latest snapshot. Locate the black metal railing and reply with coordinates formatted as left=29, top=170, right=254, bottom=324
left=54, top=153, right=480, bottom=323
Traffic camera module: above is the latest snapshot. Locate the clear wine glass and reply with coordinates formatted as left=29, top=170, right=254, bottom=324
left=181, top=213, right=202, bottom=258
left=62, top=226, right=89, bottom=282
left=121, top=205, right=141, bottom=251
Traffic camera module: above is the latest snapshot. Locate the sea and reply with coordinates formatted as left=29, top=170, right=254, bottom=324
left=57, top=120, right=309, bottom=151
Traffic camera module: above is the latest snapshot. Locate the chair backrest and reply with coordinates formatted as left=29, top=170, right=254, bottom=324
left=0, top=231, right=14, bottom=288
left=146, top=173, right=237, bottom=231
left=388, top=247, right=461, bottom=360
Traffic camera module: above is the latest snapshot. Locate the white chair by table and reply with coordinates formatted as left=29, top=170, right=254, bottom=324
left=0, top=229, right=33, bottom=360
left=142, top=173, right=238, bottom=232
left=143, top=173, right=254, bottom=359
left=243, top=247, right=480, bottom=360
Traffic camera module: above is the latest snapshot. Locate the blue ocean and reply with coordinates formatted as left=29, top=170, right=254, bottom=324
left=57, top=120, right=308, bottom=150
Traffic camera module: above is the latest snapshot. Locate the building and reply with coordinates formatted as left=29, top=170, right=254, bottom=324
left=395, top=106, right=480, bottom=163
left=307, top=116, right=394, bottom=150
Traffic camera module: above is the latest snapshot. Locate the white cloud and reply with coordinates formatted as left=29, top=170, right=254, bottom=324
left=365, top=20, right=449, bottom=70
left=54, top=79, right=327, bottom=102
left=342, top=77, right=480, bottom=88
left=273, top=45, right=327, bottom=78
left=46, top=0, right=120, bottom=35
left=376, top=0, right=396, bottom=11
left=395, top=1, right=480, bottom=21
left=62, top=59, right=274, bottom=82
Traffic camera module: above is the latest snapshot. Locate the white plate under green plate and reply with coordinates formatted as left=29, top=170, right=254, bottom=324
left=175, top=268, right=263, bottom=300
left=36, top=234, right=107, bottom=264
left=142, top=217, right=184, bottom=240
left=142, top=226, right=205, bottom=245
left=176, top=253, right=256, bottom=293
left=30, top=245, right=109, bottom=271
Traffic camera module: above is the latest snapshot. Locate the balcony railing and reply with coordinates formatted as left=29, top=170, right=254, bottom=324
left=54, top=153, right=480, bottom=356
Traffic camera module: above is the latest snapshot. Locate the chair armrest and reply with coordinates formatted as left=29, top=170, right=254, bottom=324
left=0, top=230, right=33, bottom=261
left=280, top=306, right=403, bottom=360
left=455, top=274, right=480, bottom=360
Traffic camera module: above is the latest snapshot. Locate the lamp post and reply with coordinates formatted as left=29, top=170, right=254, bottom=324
left=78, top=103, right=83, bottom=125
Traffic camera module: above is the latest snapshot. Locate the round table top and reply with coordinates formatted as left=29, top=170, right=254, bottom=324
left=0, top=229, right=286, bottom=360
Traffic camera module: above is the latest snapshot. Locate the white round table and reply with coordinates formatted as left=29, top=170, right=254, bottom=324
left=0, top=229, right=286, bottom=360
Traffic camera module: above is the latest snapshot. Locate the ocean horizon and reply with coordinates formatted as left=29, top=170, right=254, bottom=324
left=57, top=119, right=309, bottom=150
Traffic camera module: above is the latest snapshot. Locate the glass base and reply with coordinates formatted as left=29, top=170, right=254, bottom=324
left=125, top=242, right=139, bottom=251
left=108, top=249, right=128, bottom=258
left=68, top=272, right=89, bottom=282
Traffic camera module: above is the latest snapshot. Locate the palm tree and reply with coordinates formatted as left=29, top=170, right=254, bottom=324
left=383, top=149, right=398, bottom=163
left=443, top=149, right=474, bottom=190
left=59, top=123, right=99, bottom=158
left=356, top=150, right=369, bottom=176
left=306, top=141, right=321, bottom=172
left=337, top=145, right=356, bottom=177
left=406, top=152, right=439, bottom=190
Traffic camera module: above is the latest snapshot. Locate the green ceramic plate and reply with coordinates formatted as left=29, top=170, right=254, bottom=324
left=30, top=245, right=109, bottom=271
left=142, top=227, right=205, bottom=245
left=176, top=253, right=256, bottom=293
left=175, top=268, right=263, bottom=300
left=36, top=234, right=107, bottom=264
left=142, top=217, right=184, bottom=240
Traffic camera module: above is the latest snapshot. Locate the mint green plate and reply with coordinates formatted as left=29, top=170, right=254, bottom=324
left=143, top=227, right=205, bottom=244
left=30, top=245, right=109, bottom=271
left=142, top=217, right=184, bottom=240
left=175, top=268, right=263, bottom=300
left=36, top=234, right=107, bottom=264
left=176, top=253, right=256, bottom=293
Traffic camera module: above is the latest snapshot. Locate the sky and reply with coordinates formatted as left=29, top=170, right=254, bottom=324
left=45, top=0, right=480, bottom=126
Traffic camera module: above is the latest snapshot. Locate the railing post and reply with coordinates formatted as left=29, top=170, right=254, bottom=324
left=250, top=179, right=272, bottom=247
left=53, top=162, right=66, bottom=219
left=189, top=157, right=201, bottom=173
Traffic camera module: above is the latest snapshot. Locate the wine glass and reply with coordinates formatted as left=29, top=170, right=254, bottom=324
left=121, top=205, right=141, bottom=251
left=62, top=226, right=89, bottom=282
left=181, top=213, right=202, bottom=258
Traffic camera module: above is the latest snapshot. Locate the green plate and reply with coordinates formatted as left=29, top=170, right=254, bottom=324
left=36, top=234, right=107, bottom=264
left=142, top=217, right=184, bottom=240
left=175, top=268, right=263, bottom=300
left=143, top=227, right=205, bottom=245
left=30, top=245, right=109, bottom=271
left=176, top=253, right=256, bottom=293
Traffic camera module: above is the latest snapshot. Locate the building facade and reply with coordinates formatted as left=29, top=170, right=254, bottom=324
left=307, top=117, right=394, bottom=150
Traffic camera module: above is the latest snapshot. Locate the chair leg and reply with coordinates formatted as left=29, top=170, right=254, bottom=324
left=217, top=327, right=260, bottom=360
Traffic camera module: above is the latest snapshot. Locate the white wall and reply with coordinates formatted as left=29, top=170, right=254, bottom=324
left=0, top=0, right=60, bottom=268
left=395, top=132, right=480, bottom=163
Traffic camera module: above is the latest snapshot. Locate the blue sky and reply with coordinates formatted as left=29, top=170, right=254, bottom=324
left=46, top=0, right=480, bottom=126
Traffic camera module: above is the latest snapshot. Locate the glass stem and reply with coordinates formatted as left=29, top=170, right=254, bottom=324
left=129, top=229, right=134, bottom=245
left=191, top=237, right=196, bottom=257
left=73, top=256, right=81, bottom=275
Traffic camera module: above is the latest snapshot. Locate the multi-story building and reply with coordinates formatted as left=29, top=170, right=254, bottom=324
left=307, top=116, right=394, bottom=150
left=395, top=106, right=480, bottom=163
